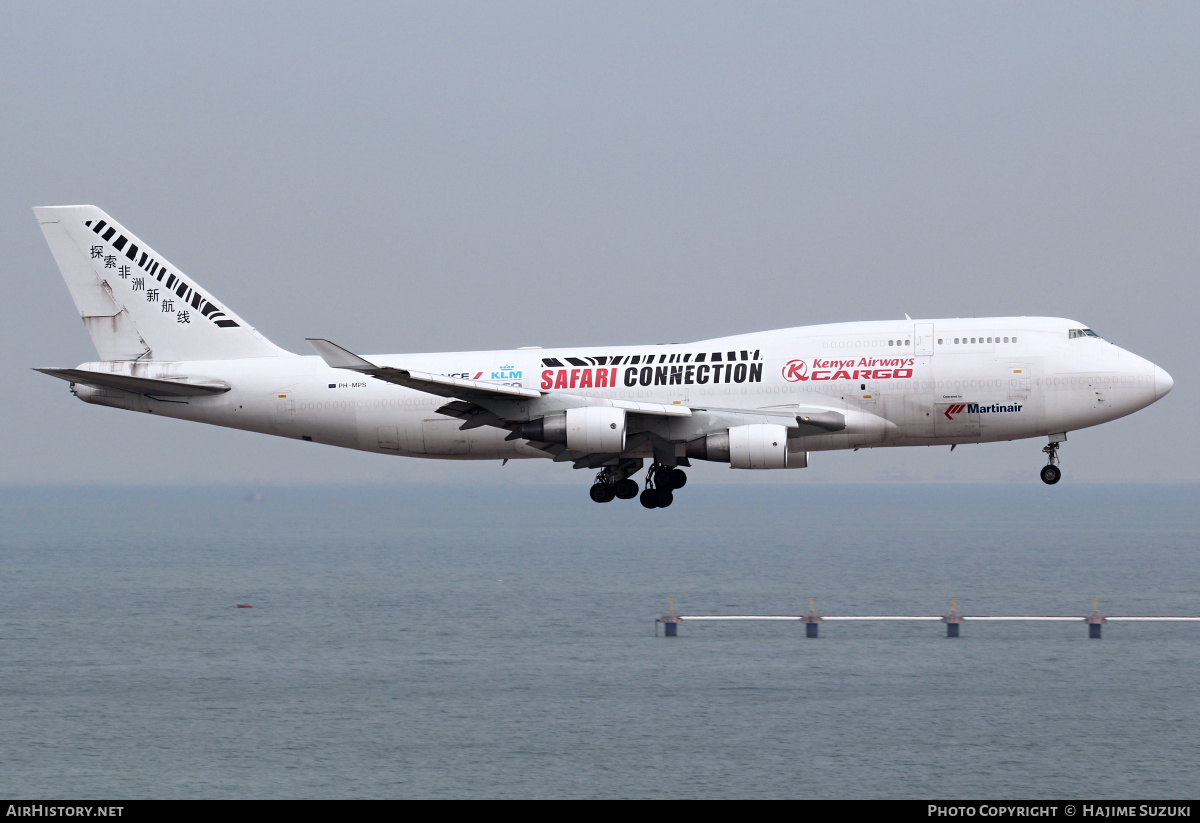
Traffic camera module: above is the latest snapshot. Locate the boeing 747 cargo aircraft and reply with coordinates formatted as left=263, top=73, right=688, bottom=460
left=34, top=206, right=1173, bottom=508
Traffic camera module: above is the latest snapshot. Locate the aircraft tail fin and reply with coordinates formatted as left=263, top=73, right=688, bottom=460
left=34, top=205, right=289, bottom=361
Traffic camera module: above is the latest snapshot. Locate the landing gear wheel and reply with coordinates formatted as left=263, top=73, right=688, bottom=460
left=655, top=489, right=674, bottom=508
left=667, top=468, right=687, bottom=490
left=590, top=483, right=616, bottom=503
left=615, top=479, right=639, bottom=499
left=639, top=489, right=659, bottom=509
left=1040, top=465, right=1061, bottom=485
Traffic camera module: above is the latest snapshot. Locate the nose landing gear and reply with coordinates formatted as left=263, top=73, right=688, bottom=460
left=1040, top=439, right=1063, bottom=485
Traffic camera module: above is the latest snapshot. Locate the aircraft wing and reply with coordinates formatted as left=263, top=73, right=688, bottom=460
left=306, top=338, right=542, bottom=400
left=35, top=368, right=230, bottom=396
left=306, top=338, right=693, bottom=417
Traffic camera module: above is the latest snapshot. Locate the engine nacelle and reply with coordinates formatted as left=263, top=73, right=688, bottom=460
left=687, top=423, right=805, bottom=469
left=565, top=406, right=626, bottom=453
left=516, top=407, right=626, bottom=453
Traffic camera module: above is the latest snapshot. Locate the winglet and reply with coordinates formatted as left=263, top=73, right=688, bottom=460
left=305, top=338, right=378, bottom=370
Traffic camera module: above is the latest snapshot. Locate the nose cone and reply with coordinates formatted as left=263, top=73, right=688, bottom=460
left=1154, top=365, right=1174, bottom=400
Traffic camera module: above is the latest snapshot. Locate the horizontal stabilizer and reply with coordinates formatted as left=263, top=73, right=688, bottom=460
left=35, top=368, right=230, bottom=396
left=304, top=338, right=377, bottom=371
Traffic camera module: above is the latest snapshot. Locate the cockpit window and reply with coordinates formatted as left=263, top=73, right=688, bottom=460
left=1069, top=329, right=1101, bottom=339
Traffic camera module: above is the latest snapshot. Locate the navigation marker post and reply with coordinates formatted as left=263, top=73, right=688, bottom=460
left=657, top=596, right=682, bottom=637
left=942, top=597, right=965, bottom=638
left=802, top=597, right=823, bottom=638
left=1086, top=597, right=1107, bottom=639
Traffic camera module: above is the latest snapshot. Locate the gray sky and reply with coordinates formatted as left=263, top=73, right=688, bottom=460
left=3, top=1, right=1196, bottom=486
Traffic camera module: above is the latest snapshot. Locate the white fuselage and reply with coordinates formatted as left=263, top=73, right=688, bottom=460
left=69, top=316, right=1171, bottom=462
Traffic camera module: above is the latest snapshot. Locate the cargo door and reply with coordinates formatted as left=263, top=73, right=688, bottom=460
left=272, top=390, right=295, bottom=429
left=377, top=426, right=400, bottom=451
left=914, top=323, right=935, bottom=356
left=422, top=418, right=470, bottom=454
left=858, top=378, right=878, bottom=411
left=1003, top=362, right=1031, bottom=401
left=403, top=411, right=426, bottom=454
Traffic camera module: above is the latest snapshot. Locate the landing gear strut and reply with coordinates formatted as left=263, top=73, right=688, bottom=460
left=1040, top=441, right=1062, bottom=485
left=639, top=463, right=687, bottom=509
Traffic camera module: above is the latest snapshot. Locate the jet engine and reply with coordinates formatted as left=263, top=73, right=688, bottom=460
left=686, top=423, right=805, bottom=469
left=516, top=407, right=626, bottom=453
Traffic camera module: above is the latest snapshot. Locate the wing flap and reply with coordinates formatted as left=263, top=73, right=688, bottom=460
left=608, top=399, right=691, bottom=417
left=691, top=405, right=846, bottom=431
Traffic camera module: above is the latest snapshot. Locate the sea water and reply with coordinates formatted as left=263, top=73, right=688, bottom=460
left=1, top=484, right=1197, bottom=798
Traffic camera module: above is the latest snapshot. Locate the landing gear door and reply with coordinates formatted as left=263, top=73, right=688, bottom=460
left=934, top=402, right=980, bottom=437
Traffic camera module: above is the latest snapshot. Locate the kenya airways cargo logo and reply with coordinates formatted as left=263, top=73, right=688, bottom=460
left=783, top=360, right=809, bottom=381
left=783, top=357, right=915, bottom=382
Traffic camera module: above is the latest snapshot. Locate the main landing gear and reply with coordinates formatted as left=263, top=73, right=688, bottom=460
left=587, top=461, right=687, bottom=510
left=1040, top=440, right=1062, bottom=485
left=639, top=463, right=687, bottom=510
left=589, top=474, right=639, bottom=503
left=589, top=461, right=643, bottom=504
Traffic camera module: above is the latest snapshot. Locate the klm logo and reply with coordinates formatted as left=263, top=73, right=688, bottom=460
left=492, top=364, right=522, bottom=379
